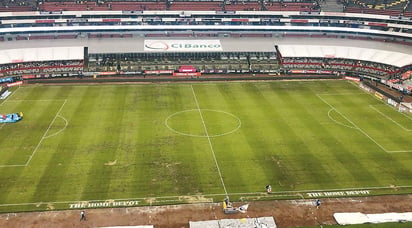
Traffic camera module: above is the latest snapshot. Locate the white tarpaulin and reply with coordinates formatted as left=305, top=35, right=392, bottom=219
left=278, top=45, right=412, bottom=67
left=144, top=40, right=222, bottom=52
left=190, top=216, right=276, bottom=228
left=334, top=212, right=412, bottom=225
left=0, top=46, right=84, bottom=65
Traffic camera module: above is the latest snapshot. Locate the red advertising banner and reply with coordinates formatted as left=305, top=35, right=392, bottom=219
left=102, top=19, right=121, bottom=22
left=22, top=75, right=36, bottom=79
left=173, top=72, right=201, bottom=77
left=344, top=76, right=360, bottom=82
left=35, top=19, right=55, bottom=23
left=98, top=72, right=117, bottom=75
left=7, top=81, right=23, bottom=87
left=290, top=70, right=305, bottom=74
left=144, top=70, right=174, bottom=75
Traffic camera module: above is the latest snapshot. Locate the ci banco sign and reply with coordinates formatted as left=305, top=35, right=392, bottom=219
left=144, top=40, right=222, bottom=52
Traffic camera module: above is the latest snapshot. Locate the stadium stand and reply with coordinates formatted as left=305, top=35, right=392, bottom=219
left=0, top=0, right=410, bottom=92
left=38, top=0, right=167, bottom=11
left=169, top=0, right=223, bottom=11
left=224, top=0, right=262, bottom=11
left=343, top=0, right=410, bottom=16
left=87, top=52, right=254, bottom=74
left=0, top=0, right=409, bottom=16
left=264, top=0, right=319, bottom=12
left=0, top=46, right=84, bottom=78
left=0, top=0, right=37, bottom=12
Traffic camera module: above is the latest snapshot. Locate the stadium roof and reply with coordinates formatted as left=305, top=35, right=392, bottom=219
left=279, top=45, right=412, bottom=67
left=3, top=37, right=412, bottom=55
left=0, top=46, right=84, bottom=65
left=1, top=37, right=411, bottom=67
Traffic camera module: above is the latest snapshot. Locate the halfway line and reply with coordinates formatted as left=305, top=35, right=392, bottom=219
left=191, top=85, right=228, bottom=196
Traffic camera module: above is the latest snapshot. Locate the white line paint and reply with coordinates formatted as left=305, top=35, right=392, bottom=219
left=369, top=105, right=412, bottom=131
left=399, top=109, right=412, bottom=121
left=317, top=94, right=388, bottom=152
left=165, top=109, right=241, bottom=138
left=3, top=99, right=67, bottom=102
left=43, top=115, right=69, bottom=139
left=327, top=109, right=357, bottom=129
left=318, top=94, right=412, bottom=153
left=0, top=86, right=20, bottom=106
left=1, top=185, right=412, bottom=208
left=0, top=99, right=69, bottom=167
left=316, top=93, right=367, bottom=96
left=0, top=164, right=25, bottom=168
left=25, top=99, right=68, bottom=166
left=386, top=150, right=412, bottom=153
left=191, top=85, right=228, bottom=196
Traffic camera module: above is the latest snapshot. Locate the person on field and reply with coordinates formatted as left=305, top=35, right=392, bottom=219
left=266, top=185, right=272, bottom=194
left=80, top=210, right=86, bottom=221
left=316, top=199, right=321, bottom=208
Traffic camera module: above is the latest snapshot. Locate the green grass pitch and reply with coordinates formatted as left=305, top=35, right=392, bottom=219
left=0, top=80, right=411, bottom=212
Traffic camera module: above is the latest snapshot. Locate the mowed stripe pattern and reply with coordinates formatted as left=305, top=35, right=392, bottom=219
left=0, top=80, right=411, bottom=212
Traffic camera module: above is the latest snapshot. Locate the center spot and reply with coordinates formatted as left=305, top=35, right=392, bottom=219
left=165, top=109, right=241, bottom=137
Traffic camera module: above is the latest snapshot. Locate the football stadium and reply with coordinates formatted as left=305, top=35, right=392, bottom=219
left=0, top=0, right=412, bottom=227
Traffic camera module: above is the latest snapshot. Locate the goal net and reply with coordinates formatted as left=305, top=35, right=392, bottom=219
left=399, top=102, right=412, bottom=114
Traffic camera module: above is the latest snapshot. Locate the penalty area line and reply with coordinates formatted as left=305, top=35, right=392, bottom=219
left=369, top=105, right=412, bottom=132
left=0, top=99, right=68, bottom=168
left=317, top=94, right=389, bottom=153
left=25, top=99, right=68, bottom=166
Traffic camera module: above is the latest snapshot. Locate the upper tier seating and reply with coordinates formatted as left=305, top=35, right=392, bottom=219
left=344, top=0, right=409, bottom=16
left=39, top=0, right=167, bottom=11
left=0, top=0, right=37, bottom=12
left=169, top=1, right=223, bottom=11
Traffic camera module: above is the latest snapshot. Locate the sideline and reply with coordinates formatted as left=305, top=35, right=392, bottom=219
left=0, top=185, right=411, bottom=208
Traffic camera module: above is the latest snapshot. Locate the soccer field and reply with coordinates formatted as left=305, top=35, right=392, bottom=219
left=0, top=80, right=411, bottom=212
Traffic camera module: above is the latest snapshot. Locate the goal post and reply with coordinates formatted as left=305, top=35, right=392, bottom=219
left=399, top=102, right=412, bottom=114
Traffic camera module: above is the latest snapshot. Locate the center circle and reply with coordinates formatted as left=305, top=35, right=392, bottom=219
left=165, top=109, right=241, bottom=137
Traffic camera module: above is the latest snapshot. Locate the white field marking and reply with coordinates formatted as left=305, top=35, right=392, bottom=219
left=43, top=115, right=69, bottom=139
left=25, top=99, right=68, bottom=166
left=347, top=80, right=412, bottom=115
left=0, top=86, right=20, bottom=106
left=327, top=109, right=357, bottom=129
left=369, top=105, right=412, bottom=131
left=386, top=150, right=412, bottom=153
left=153, top=198, right=214, bottom=204
left=399, top=109, right=412, bottom=121
left=0, top=164, right=25, bottom=168
left=1, top=185, right=412, bottom=208
left=165, top=109, right=241, bottom=138
left=317, top=94, right=389, bottom=152
left=191, top=85, right=228, bottom=197
left=3, top=99, right=67, bottom=102
left=319, top=95, right=412, bottom=153
left=0, top=99, right=69, bottom=167
left=316, top=93, right=367, bottom=96
left=0, top=123, right=5, bottom=130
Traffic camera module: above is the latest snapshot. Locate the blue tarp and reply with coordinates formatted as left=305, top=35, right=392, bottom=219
left=0, top=112, right=23, bottom=123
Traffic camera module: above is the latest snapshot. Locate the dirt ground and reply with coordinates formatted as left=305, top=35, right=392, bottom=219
left=1, top=194, right=411, bottom=228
